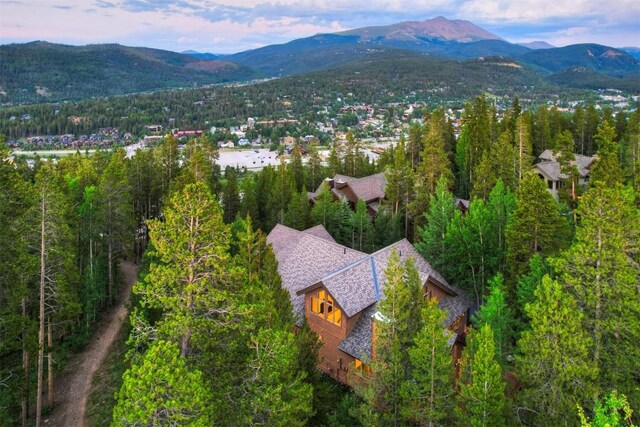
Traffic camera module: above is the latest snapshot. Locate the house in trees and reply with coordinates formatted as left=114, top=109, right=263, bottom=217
left=533, top=150, right=595, bottom=200
left=308, top=173, right=387, bottom=215
left=266, top=224, right=471, bottom=385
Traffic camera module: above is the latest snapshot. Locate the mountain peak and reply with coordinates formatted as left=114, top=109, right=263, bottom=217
left=339, top=16, right=502, bottom=43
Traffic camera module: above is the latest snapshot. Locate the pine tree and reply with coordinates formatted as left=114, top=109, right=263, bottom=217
left=506, top=172, right=568, bottom=282
left=112, top=340, right=212, bottom=426
left=385, top=140, right=413, bottom=217
left=311, top=182, right=336, bottom=230
left=472, top=274, right=513, bottom=366
left=239, top=175, right=259, bottom=226
left=410, top=117, right=454, bottom=225
left=133, top=181, right=233, bottom=358
left=516, top=276, right=597, bottom=425
left=0, top=146, right=37, bottom=425
left=33, top=165, right=80, bottom=425
left=457, top=324, right=507, bottom=427
left=515, top=113, right=533, bottom=180
left=98, top=148, right=133, bottom=304
left=285, top=189, right=311, bottom=231
left=515, top=254, right=548, bottom=326
left=222, top=166, right=241, bottom=223
left=305, top=140, right=324, bottom=191
left=416, top=175, right=456, bottom=271
left=350, top=199, right=374, bottom=252
left=356, top=251, right=423, bottom=426
left=472, top=130, right=517, bottom=200
left=402, top=298, right=455, bottom=425
left=155, top=133, right=181, bottom=197
left=553, top=183, right=640, bottom=402
left=243, top=329, right=313, bottom=426
left=590, top=121, right=625, bottom=187
left=288, top=143, right=305, bottom=192
left=554, top=130, right=580, bottom=210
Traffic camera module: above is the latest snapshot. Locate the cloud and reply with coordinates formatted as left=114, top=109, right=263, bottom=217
left=1, top=0, right=638, bottom=52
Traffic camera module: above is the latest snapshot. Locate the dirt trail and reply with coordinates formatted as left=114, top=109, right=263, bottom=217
left=46, top=261, right=138, bottom=427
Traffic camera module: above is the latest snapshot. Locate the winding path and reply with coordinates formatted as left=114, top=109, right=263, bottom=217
left=46, top=261, right=138, bottom=427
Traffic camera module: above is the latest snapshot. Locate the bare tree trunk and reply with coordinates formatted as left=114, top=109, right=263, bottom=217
left=47, top=318, right=53, bottom=409
left=36, top=196, right=45, bottom=427
left=21, top=298, right=29, bottom=427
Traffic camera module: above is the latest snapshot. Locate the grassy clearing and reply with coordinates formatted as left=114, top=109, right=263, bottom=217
left=85, top=328, right=128, bottom=427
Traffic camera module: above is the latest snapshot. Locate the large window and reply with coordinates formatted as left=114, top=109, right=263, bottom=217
left=310, top=289, right=341, bottom=326
left=354, top=358, right=371, bottom=375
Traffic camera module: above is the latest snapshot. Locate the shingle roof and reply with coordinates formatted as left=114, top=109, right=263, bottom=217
left=346, top=172, right=386, bottom=202
left=266, top=224, right=366, bottom=321
left=536, top=150, right=595, bottom=180
left=267, top=225, right=471, bottom=360
left=303, top=225, right=336, bottom=242
left=314, top=173, right=387, bottom=203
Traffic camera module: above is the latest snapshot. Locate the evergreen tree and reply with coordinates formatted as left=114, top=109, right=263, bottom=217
left=355, top=251, right=423, bottom=426
left=515, top=254, right=548, bottom=326
left=222, top=166, right=241, bottom=224
left=457, top=324, right=507, bottom=427
left=285, top=189, right=311, bottom=231
left=132, top=181, right=234, bottom=361
left=516, top=276, right=597, bottom=425
left=410, top=117, right=454, bottom=226
left=590, top=121, right=624, bottom=187
left=402, top=298, right=454, bottom=425
left=305, top=140, right=324, bottom=191
left=350, top=199, right=374, bottom=253
left=288, top=143, right=305, bottom=192
left=112, top=340, right=212, bottom=426
left=385, top=140, right=413, bottom=217
left=416, top=176, right=456, bottom=271
left=97, top=148, right=133, bottom=304
left=239, top=175, right=259, bottom=227
left=310, top=181, right=336, bottom=229
left=555, top=130, right=580, bottom=210
left=0, top=146, right=37, bottom=425
left=553, top=184, right=640, bottom=402
left=472, top=130, right=517, bottom=200
left=155, top=133, right=181, bottom=197
left=242, top=329, right=313, bottom=426
left=515, top=113, right=533, bottom=180
left=472, top=274, right=514, bottom=365
left=506, top=172, right=568, bottom=282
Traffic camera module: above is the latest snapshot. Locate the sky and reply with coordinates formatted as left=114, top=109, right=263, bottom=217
left=1, top=0, right=639, bottom=53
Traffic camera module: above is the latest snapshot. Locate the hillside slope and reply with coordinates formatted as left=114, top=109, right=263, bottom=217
left=0, top=42, right=257, bottom=103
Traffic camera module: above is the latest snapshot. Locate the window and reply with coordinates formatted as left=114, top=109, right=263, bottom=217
left=354, top=358, right=371, bottom=375
left=310, top=289, right=342, bottom=325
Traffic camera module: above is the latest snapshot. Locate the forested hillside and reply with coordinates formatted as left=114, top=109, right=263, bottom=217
left=0, top=42, right=257, bottom=103
left=1, top=97, right=639, bottom=425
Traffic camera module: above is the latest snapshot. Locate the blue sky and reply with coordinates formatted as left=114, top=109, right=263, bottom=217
left=1, top=0, right=639, bottom=53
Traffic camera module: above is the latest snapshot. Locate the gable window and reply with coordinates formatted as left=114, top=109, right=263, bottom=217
left=354, top=358, right=371, bottom=375
left=310, top=289, right=342, bottom=326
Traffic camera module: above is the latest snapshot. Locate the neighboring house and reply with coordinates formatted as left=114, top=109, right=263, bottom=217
left=455, top=198, right=470, bottom=215
left=308, top=173, right=387, bottom=216
left=533, top=149, right=596, bottom=200
left=266, top=224, right=471, bottom=385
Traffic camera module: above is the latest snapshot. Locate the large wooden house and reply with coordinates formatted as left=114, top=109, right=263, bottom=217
left=266, top=224, right=471, bottom=385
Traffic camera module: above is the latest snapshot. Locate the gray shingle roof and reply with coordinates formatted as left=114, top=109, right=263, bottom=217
left=303, top=225, right=336, bottom=242
left=267, top=224, right=366, bottom=321
left=536, top=150, right=595, bottom=180
left=314, top=173, right=387, bottom=203
left=267, top=226, right=471, bottom=360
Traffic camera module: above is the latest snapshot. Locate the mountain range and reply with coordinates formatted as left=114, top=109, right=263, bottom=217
left=1, top=16, right=638, bottom=103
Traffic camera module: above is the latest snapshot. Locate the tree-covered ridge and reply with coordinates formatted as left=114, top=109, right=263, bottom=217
left=0, top=42, right=258, bottom=103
